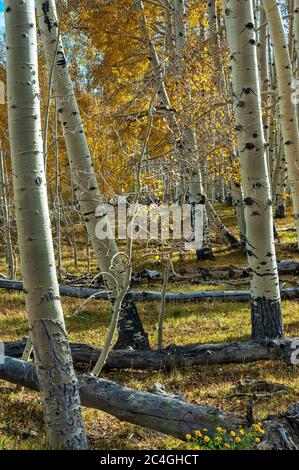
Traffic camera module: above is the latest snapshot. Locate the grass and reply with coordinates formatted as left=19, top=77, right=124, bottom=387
left=0, top=204, right=298, bottom=450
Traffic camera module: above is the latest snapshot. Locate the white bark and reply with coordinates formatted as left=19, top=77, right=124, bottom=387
left=207, top=0, right=217, bottom=36
left=0, top=141, right=14, bottom=278
left=263, top=0, right=299, bottom=246
left=257, top=6, right=270, bottom=169
left=231, top=181, right=246, bottom=247
left=223, top=0, right=283, bottom=339
left=4, top=0, right=87, bottom=449
left=294, top=0, right=299, bottom=64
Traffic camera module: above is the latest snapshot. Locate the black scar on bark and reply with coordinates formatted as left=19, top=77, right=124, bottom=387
left=57, top=51, right=66, bottom=68
left=275, top=204, right=286, bottom=219
left=114, top=293, right=151, bottom=351
left=42, top=1, right=57, bottom=33
left=225, top=231, right=240, bottom=247
left=251, top=297, right=284, bottom=340
left=196, top=247, right=215, bottom=261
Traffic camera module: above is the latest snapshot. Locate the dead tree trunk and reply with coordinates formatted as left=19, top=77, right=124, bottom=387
left=0, top=279, right=298, bottom=302
left=5, top=337, right=298, bottom=370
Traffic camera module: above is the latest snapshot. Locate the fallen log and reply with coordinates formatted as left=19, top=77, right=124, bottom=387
left=5, top=337, right=299, bottom=370
left=0, top=357, right=242, bottom=440
left=0, top=279, right=299, bottom=302
left=279, top=243, right=299, bottom=253
left=0, top=357, right=298, bottom=449
left=133, top=260, right=299, bottom=283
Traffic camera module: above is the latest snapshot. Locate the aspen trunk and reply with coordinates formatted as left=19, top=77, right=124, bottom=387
left=263, top=0, right=299, bottom=247
left=257, top=7, right=270, bottom=170
left=36, top=0, right=149, bottom=350
left=184, top=128, right=211, bottom=258
left=294, top=0, right=299, bottom=65
left=4, top=0, right=87, bottom=449
left=223, top=0, right=283, bottom=339
left=207, top=0, right=217, bottom=36
left=231, top=181, right=246, bottom=248
left=0, top=142, right=14, bottom=278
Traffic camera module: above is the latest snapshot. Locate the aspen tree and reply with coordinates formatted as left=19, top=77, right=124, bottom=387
left=36, top=0, right=149, bottom=350
left=263, top=0, right=299, bottom=246
left=257, top=6, right=270, bottom=169
left=136, top=0, right=238, bottom=249
left=294, top=0, right=299, bottom=62
left=207, top=0, right=217, bottom=35
left=4, top=0, right=87, bottom=448
left=223, top=0, right=283, bottom=339
left=0, top=141, right=14, bottom=278
left=231, top=180, right=247, bottom=248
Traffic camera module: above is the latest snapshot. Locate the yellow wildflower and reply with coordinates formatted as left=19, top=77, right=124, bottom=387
left=255, top=438, right=261, bottom=443
left=216, top=427, right=222, bottom=433
left=239, top=429, right=245, bottom=435
left=215, top=437, right=222, bottom=443
left=186, top=434, right=192, bottom=441
left=204, top=436, right=210, bottom=443
left=203, top=428, right=208, bottom=432
left=195, top=430, right=202, bottom=438
left=235, top=437, right=241, bottom=444
left=230, top=431, right=236, bottom=437
left=224, top=443, right=231, bottom=449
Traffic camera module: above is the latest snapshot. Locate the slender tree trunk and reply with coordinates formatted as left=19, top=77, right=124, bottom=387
left=186, top=132, right=214, bottom=260
left=223, top=0, right=283, bottom=339
left=231, top=181, right=246, bottom=248
left=263, top=0, right=299, bottom=247
left=294, top=0, right=299, bottom=64
left=4, top=0, right=87, bottom=449
left=53, top=100, right=63, bottom=281
left=36, top=0, right=149, bottom=350
left=157, top=254, right=171, bottom=349
left=257, top=6, right=270, bottom=170
left=0, top=141, right=14, bottom=278
left=207, top=0, right=217, bottom=36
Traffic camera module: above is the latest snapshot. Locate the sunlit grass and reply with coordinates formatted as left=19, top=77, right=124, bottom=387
left=0, top=203, right=298, bottom=449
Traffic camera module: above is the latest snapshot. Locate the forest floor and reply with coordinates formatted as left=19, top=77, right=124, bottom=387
left=0, top=204, right=298, bottom=450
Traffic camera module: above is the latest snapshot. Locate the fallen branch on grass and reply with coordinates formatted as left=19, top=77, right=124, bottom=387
left=133, top=260, right=299, bottom=283
left=5, top=337, right=299, bottom=370
left=0, top=279, right=299, bottom=303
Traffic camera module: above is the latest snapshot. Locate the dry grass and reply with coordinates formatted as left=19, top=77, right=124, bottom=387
left=0, top=204, right=298, bottom=450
